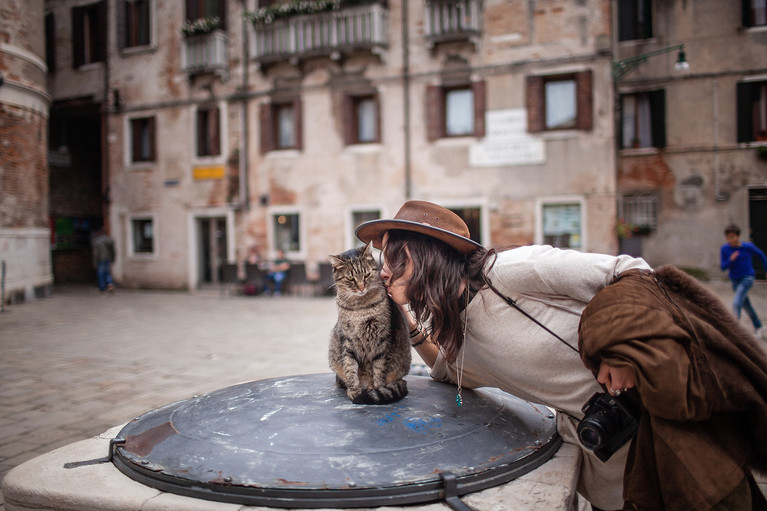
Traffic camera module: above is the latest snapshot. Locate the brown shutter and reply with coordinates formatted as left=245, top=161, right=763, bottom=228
left=426, top=85, right=444, bottom=141
left=72, top=6, right=84, bottom=68
left=472, top=81, right=486, bottom=138
left=210, top=106, right=221, bottom=156
left=373, top=91, right=381, bottom=143
left=94, top=1, right=107, bottom=63
left=259, top=103, right=274, bottom=154
left=148, top=117, right=156, bottom=161
left=293, top=98, right=303, bottom=151
left=526, top=76, right=544, bottom=133
left=342, top=95, right=354, bottom=145
left=575, top=70, right=593, bottom=131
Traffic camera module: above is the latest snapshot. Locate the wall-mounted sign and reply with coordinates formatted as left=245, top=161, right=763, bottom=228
left=470, top=109, right=545, bottom=167
left=193, top=165, right=225, bottom=180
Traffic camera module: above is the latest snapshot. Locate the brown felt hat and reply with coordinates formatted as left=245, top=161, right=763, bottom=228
left=356, top=200, right=483, bottom=254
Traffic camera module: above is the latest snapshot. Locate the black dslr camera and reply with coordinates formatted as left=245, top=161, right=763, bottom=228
left=577, top=392, right=640, bottom=462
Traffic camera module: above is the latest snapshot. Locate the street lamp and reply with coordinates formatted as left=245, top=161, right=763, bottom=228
left=612, top=43, right=689, bottom=81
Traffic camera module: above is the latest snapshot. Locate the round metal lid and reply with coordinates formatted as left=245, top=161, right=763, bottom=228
left=112, top=374, right=560, bottom=508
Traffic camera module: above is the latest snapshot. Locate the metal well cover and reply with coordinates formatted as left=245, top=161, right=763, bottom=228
left=112, top=373, right=560, bottom=508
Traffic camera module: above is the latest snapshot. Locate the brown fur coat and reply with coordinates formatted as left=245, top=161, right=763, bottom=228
left=578, top=266, right=767, bottom=510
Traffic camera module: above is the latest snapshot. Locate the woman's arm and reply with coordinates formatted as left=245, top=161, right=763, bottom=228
left=397, top=302, right=439, bottom=367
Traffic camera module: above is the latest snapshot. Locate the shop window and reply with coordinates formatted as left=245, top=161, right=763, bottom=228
left=619, top=90, right=666, bottom=149
left=130, top=116, right=156, bottom=163
left=196, top=105, right=221, bottom=157
left=72, top=1, right=107, bottom=67
left=542, top=203, right=582, bottom=250
left=618, top=0, right=653, bottom=41
left=737, top=80, right=767, bottom=143
left=131, top=217, right=154, bottom=254
left=272, top=212, right=301, bottom=253
left=260, top=99, right=302, bottom=152
left=119, top=0, right=151, bottom=49
left=526, top=71, right=592, bottom=133
left=743, top=0, right=767, bottom=27
left=426, top=81, right=486, bottom=140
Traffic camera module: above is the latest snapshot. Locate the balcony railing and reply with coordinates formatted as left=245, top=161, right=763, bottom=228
left=252, top=3, right=388, bottom=64
left=424, top=0, right=482, bottom=48
left=183, top=29, right=229, bottom=79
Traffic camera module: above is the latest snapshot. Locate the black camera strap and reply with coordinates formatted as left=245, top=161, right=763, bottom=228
left=483, top=278, right=579, bottom=354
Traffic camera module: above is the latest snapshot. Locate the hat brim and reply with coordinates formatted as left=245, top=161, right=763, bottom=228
left=356, top=219, right=483, bottom=254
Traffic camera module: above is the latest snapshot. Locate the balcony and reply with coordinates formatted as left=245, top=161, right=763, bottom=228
left=424, top=0, right=482, bottom=48
left=252, top=2, right=388, bottom=65
left=183, top=29, right=229, bottom=80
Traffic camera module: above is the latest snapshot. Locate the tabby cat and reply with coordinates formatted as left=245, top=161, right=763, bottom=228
left=328, top=242, right=411, bottom=405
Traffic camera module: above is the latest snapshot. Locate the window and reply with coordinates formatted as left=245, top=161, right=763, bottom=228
left=196, top=105, right=221, bottom=157
left=449, top=206, right=483, bottom=245
left=737, top=80, right=767, bottom=143
left=131, top=217, right=154, bottom=254
left=72, top=1, right=107, bottom=68
left=426, top=81, right=486, bottom=140
left=272, top=212, right=301, bottom=252
left=45, top=13, right=56, bottom=72
left=620, top=192, right=658, bottom=230
left=743, top=0, right=767, bottom=27
left=526, top=71, right=592, bottom=133
left=618, top=0, right=653, bottom=41
left=130, top=116, right=156, bottom=163
left=619, top=90, right=665, bottom=149
left=186, top=0, right=226, bottom=30
left=351, top=210, right=381, bottom=247
left=119, top=0, right=151, bottom=49
left=344, top=95, right=380, bottom=144
left=259, top=99, right=303, bottom=152
left=542, top=203, right=582, bottom=250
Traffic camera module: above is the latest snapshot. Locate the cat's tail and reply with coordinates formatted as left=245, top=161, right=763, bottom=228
left=355, top=379, right=408, bottom=405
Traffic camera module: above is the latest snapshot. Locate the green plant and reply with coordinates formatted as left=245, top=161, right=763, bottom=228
left=181, top=16, right=221, bottom=36
left=247, top=0, right=344, bottom=25
left=757, top=145, right=767, bottom=160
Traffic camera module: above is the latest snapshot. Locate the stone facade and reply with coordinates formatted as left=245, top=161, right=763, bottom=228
left=0, top=0, right=53, bottom=303
left=37, top=0, right=767, bottom=290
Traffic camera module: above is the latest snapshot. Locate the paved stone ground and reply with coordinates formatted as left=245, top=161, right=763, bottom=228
left=1, top=278, right=766, bottom=510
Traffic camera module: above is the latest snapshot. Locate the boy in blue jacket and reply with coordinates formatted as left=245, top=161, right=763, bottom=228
left=721, top=224, right=767, bottom=338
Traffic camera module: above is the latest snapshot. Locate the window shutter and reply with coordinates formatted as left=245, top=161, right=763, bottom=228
left=94, top=1, right=108, bottom=63
left=148, top=117, right=156, bottom=161
left=742, top=0, right=752, bottom=28
left=649, top=89, right=666, bottom=149
left=293, top=98, right=303, bottom=150
left=617, top=93, right=625, bottom=149
left=210, top=106, right=221, bottom=156
left=575, top=70, right=593, bottom=131
left=117, top=0, right=126, bottom=49
left=374, top=91, right=382, bottom=143
left=426, top=85, right=443, bottom=141
left=472, top=81, right=486, bottom=138
left=259, top=103, right=274, bottom=154
left=526, top=76, right=544, bottom=133
left=342, top=95, right=354, bottom=145
left=736, top=82, right=755, bottom=143
left=45, top=13, right=56, bottom=72
left=72, top=6, right=84, bottom=68
left=185, top=0, right=197, bottom=21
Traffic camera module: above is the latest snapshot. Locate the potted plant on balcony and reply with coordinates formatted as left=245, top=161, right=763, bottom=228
left=181, top=16, right=222, bottom=37
left=248, top=0, right=345, bottom=25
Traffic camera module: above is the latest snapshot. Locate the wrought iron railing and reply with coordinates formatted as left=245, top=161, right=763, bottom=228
left=183, top=29, right=229, bottom=79
left=424, top=0, right=482, bottom=47
left=252, top=3, right=388, bottom=63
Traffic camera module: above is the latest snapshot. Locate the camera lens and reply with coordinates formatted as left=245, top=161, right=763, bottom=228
left=578, top=420, right=605, bottom=450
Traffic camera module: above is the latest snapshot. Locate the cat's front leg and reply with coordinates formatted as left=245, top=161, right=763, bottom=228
left=341, top=355, right=365, bottom=403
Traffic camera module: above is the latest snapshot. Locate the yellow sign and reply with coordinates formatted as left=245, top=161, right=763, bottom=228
left=193, top=165, right=225, bottom=180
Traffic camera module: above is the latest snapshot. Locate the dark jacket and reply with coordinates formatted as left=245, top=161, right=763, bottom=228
left=578, top=266, right=767, bottom=510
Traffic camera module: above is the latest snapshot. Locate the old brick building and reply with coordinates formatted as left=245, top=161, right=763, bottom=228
left=32, top=0, right=767, bottom=291
left=0, top=0, right=53, bottom=303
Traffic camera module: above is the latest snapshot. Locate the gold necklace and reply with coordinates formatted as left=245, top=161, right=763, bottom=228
left=456, top=288, right=469, bottom=406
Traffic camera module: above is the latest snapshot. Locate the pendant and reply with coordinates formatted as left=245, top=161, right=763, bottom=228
left=456, top=393, right=462, bottom=406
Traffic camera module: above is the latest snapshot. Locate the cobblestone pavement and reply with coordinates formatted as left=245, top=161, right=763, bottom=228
left=1, top=278, right=766, bottom=510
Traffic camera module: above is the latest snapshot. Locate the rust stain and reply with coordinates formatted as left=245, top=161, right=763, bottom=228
left=276, top=478, right=308, bottom=486
left=618, top=154, right=676, bottom=188
left=123, top=421, right=178, bottom=457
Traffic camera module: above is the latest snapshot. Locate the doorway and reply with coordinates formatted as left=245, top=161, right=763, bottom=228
left=749, top=188, right=767, bottom=279
left=197, top=217, right=228, bottom=285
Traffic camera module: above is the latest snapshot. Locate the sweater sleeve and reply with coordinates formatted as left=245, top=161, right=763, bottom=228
left=747, top=243, right=767, bottom=269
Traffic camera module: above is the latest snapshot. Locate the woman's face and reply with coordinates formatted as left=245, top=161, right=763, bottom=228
left=380, top=232, right=412, bottom=306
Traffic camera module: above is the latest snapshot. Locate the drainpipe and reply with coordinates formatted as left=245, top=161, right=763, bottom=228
left=402, top=0, right=412, bottom=199
left=239, top=0, right=251, bottom=210
left=712, top=79, right=728, bottom=201
left=102, top=0, right=112, bottom=233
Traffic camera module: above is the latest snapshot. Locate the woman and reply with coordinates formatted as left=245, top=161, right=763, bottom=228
left=356, top=200, right=651, bottom=511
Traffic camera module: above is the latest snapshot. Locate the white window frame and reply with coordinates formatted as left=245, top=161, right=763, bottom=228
left=267, top=206, right=306, bottom=260
left=346, top=204, right=386, bottom=249
left=127, top=213, right=157, bottom=259
left=440, top=198, right=489, bottom=247
left=535, top=196, right=587, bottom=250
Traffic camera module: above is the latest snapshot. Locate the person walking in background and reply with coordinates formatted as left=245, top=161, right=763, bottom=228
left=92, top=228, right=116, bottom=294
left=721, top=223, right=767, bottom=338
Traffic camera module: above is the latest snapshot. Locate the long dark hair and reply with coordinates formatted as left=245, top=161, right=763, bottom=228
left=383, top=229, right=497, bottom=363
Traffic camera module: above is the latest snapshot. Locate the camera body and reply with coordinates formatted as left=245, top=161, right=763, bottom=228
left=577, top=392, right=640, bottom=462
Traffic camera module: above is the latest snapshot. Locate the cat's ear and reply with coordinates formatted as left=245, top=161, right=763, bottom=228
left=329, top=254, right=345, bottom=268
left=362, top=241, right=373, bottom=257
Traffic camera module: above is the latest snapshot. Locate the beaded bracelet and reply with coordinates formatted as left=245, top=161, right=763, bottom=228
left=411, top=335, right=429, bottom=348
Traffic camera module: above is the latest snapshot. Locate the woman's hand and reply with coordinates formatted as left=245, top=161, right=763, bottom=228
left=597, top=362, right=636, bottom=396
